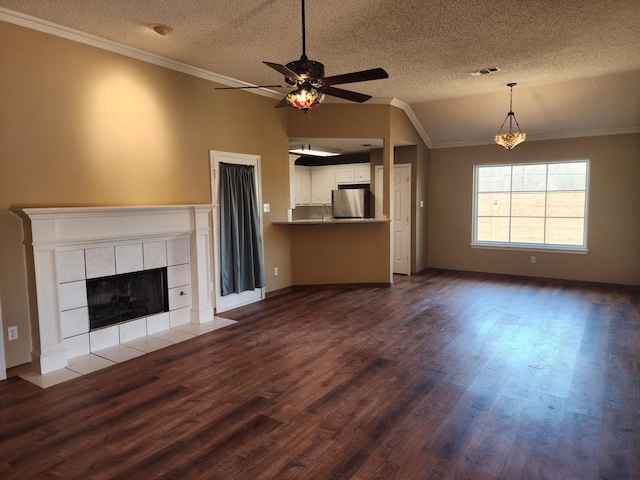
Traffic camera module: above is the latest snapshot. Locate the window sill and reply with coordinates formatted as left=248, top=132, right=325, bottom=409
left=470, top=242, right=589, bottom=255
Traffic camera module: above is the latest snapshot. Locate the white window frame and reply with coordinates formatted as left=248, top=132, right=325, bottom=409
left=471, top=160, right=590, bottom=254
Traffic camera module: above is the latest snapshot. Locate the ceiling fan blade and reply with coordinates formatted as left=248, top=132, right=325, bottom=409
left=263, top=61, right=305, bottom=82
left=216, top=85, right=288, bottom=90
left=322, top=68, right=388, bottom=86
left=274, top=96, right=290, bottom=108
left=323, top=86, right=372, bottom=103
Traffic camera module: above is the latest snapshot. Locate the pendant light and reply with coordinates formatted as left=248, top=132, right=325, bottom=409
left=494, top=82, right=526, bottom=150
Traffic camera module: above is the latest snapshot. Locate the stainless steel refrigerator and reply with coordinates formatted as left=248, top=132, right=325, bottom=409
left=331, top=188, right=369, bottom=218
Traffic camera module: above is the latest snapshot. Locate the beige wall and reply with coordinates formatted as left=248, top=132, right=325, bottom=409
left=427, top=133, right=640, bottom=285
left=289, top=223, right=391, bottom=285
left=0, top=21, right=292, bottom=367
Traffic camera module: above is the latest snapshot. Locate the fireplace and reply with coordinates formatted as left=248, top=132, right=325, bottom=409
left=87, top=268, right=169, bottom=330
left=13, top=205, right=215, bottom=374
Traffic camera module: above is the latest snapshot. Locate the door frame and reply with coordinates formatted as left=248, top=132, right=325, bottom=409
left=210, top=151, right=265, bottom=313
left=0, top=295, right=6, bottom=380
left=375, top=163, right=413, bottom=276
left=375, top=165, right=385, bottom=219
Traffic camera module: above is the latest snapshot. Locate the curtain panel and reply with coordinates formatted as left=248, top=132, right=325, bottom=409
left=219, top=162, right=266, bottom=296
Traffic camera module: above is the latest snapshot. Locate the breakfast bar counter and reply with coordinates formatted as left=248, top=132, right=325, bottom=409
left=273, top=218, right=390, bottom=225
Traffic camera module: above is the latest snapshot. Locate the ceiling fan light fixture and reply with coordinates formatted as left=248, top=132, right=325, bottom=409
left=216, top=0, right=387, bottom=108
left=286, top=85, right=324, bottom=111
left=495, top=83, right=526, bottom=150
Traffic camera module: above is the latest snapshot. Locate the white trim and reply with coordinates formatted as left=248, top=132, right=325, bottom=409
left=390, top=99, right=434, bottom=149
left=470, top=243, right=589, bottom=255
left=430, top=127, right=640, bottom=149
left=0, top=7, right=281, bottom=99
left=0, top=8, right=434, bottom=151
left=3, top=7, right=635, bottom=152
left=210, top=151, right=266, bottom=313
left=0, top=294, right=6, bottom=381
left=471, top=160, right=590, bottom=251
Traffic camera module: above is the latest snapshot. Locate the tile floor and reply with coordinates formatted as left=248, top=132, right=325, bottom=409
left=19, top=316, right=237, bottom=389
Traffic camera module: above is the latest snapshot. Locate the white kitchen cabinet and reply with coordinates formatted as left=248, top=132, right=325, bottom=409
left=335, top=167, right=355, bottom=184
left=294, top=163, right=369, bottom=206
left=356, top=165, right=371, bottom=183
left=335, top=164, right=370, bottom=185
left=289, top=154, right=299, bottom=209
left=311, top=169, right=336, bottom=205
left=294, top=167, right=311, bottom=205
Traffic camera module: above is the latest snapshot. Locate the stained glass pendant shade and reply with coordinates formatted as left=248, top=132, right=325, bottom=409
left=286, top=83, right=325, bottom=110
left=494, top=83, right=526, bottom=150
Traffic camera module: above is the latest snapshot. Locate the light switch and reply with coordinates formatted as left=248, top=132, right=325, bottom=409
left=263, top=203, right=270, bottom=213
left=420, top=200, right=424, bottom=208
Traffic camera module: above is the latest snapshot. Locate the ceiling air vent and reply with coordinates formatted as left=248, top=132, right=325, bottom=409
left=470, top=67, right=500, bottom=77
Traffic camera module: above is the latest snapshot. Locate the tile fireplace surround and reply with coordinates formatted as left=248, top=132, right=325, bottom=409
left=13, top=205, right=215, bottom=375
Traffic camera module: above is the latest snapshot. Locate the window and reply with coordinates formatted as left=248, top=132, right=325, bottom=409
left=472, top=161, right=588, bottom=251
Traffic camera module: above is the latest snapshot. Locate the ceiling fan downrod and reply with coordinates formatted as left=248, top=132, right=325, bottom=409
left=301, top=0, right=306, bottom=57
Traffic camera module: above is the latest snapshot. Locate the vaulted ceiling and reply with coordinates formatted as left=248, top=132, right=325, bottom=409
left=1, top=0, right=639, bottom=149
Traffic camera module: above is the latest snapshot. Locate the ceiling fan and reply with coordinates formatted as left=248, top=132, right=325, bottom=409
left=217, top=0, right=389, bottom=111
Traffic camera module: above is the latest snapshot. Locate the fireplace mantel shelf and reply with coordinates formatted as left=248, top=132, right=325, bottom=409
left=15, top=204, right=217, bottom=218
left=13, top=205, right=216, bottom=247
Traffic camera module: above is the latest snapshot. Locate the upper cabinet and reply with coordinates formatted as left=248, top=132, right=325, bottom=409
left=311, top=169, right=336, bottom=205
left=293, top=163, right=370, bottom=206
left=335, top=167, right=355, bottom=184
left=356, top=165, right=371, bottom=183
left=334, top=165, right=371, bottom=185
left=294, top=167, right=311, bottom=205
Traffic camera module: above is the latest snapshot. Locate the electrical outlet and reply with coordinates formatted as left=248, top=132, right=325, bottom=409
left=531, top=256, right=536, bottom=264
left=420, top=200, right=424, bottom=208
left=8, top=326, right=18, bottom=341
left=274, top=267, right=278, bottom=276
left=263, top=203, right=270, bottom=213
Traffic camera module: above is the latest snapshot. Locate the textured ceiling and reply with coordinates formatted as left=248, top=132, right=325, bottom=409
left=1, top=0, right=639, bottom=148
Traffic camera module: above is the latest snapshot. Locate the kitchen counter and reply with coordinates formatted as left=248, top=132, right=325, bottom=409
left=273, top=218, right=390, bottom=225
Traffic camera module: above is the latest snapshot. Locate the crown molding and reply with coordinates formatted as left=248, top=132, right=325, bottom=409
left=360, top=98, right=434, bottom=149
left=430, top=127, right=640, bottom=149
left=0, top=7, right=283, bottom=100
left=4, top=8, right=633, bottom=151
left=526, top=127, right=640, bottom=143
left=0, top=8, right=436, bottom=147
left=389, top=99, right=434, bottom=149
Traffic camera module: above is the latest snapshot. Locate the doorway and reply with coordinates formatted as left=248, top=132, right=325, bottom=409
left=210, top=151, right=265, bottom=313
left=376, top=164, right=411, bottom=275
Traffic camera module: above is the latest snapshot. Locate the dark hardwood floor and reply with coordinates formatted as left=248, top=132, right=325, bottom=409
left=1, top=270, right=639, bottom=479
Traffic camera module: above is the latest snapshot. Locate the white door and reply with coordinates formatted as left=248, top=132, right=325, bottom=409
left=210, top=151, right=265, bottom=313
left=0, top=295, right=6, bottom=380
left=393, top=164, right=411, bottom=275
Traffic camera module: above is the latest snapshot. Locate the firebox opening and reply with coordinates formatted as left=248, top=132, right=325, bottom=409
left=86, top=267, right=169, bottom=330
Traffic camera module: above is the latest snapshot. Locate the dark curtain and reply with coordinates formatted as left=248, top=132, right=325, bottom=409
left=219, top=162, right=266, bottom=296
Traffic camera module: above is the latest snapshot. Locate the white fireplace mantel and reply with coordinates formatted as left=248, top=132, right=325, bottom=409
left=13, top=205, right=216, bottom=374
